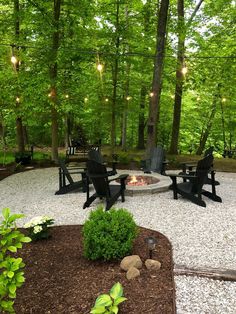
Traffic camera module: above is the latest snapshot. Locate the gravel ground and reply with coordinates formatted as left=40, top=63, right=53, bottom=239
left=0, top=168, right=236, bottom=313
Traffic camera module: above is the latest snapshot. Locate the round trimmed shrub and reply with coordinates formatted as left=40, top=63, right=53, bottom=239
left=82, top=206, right=138, bottom=261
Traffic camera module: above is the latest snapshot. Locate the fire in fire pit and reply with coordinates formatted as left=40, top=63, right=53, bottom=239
left=126, top=175, right=159, bottom=186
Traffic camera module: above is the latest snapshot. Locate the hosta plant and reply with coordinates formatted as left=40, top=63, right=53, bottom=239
left=24, top=216, right=54, bottom=241
left=0, top=208, right=31, bottom=313
left=90, top=282, right=127, bottom=314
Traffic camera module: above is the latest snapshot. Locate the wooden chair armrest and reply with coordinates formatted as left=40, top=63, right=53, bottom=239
left=109, top=174, right=129, bottom=183
left=169, top=173, right=196, bottom=179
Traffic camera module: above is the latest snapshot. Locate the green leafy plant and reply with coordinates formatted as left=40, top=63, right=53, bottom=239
left=90, top=282, right=127, bottom=314
left=0, top=208, right=31, bottom=313
left=24, top=216, right=54, bottom=241
left=116, top=152, right=130, bottom=165
left=83, top=206, right=138, bottom=261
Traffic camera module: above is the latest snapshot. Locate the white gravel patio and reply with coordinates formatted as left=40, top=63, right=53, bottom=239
left=0, top=167, right=235, bottom=313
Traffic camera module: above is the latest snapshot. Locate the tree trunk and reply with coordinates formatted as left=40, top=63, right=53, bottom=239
left=121, top=5, right=130, bottom=151
left=169, top=0, right=184, bottom=155
left=137, top=0, right=151, bottom=150
left=196, top=96, right=218, bottom=155
left=137, top=85, right=147, bottom=149
left=14, top=0, right=25, bottom=153
left=49, top=0, right=62, bottom=162
left=16, top=118, right=24, bottom=152
left=22, top=125, right=28, bottom=146
left=169, top=0, right=204, bottom=154
left=146, top=0, right=169, bottom=157
left=111, top=1, right=120, bottom=151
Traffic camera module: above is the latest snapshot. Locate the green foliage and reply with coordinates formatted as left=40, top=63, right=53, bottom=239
left=83, top=207, right=138, bottom=261
left=90, top=282, right=127, bottom=314
left=116, top=152, right=130, bottom=165
left=0, top=208, right=31, bottom=313
left=0, top=152, right=15, bottom=166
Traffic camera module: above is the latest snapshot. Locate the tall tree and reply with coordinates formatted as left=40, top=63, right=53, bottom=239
left=146, top=0, right=170, bottom=156
left=49, top=0, right=63, bottom=161
left=196, top=85, right=220, bottom=154
left=14, top=0, right=25, bottom=153
left=169, top=0, right=204, bottom=154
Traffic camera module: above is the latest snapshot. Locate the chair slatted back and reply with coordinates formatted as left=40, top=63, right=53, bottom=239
left=58, top=160, right=74, bottom=185
left=150, top=146, right=165, bottom=173
left=204, top=146, right=214, bottom=157
left=192, top=154, right=214, bottom=192
left=88, top=147, right=103, bottom=164
left=86, top=160, right=110, bottom=197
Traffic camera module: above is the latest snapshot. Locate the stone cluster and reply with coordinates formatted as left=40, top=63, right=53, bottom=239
left=120, top=255, right=161, bottom=280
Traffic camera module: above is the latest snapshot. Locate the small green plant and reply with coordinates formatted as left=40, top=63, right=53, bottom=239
left=83, top=206, right=138, bottom=261
left=24, top=216, right=54, bottom=241
left=116, top=152, right=130, bottom=164
left=90, top=282, right=127, bottom=314
left=0, top=208, right=31, bottom=313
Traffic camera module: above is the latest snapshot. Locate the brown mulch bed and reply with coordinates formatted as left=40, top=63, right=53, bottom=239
left=14, top=225, right=176, bottom=314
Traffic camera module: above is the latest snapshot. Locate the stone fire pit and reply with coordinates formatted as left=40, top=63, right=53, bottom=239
left=116, top=171, right=171, bottom=196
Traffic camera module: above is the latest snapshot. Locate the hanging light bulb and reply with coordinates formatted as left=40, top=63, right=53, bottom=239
left=182, top=66, right=188, bottom=75
left=11, top=55, right=18, bottom=65
left=97, top=63, right=103, bottom=72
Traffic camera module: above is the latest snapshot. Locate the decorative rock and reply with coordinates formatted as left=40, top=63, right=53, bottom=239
left=145, top=259, right=161, bottom=271
left=120, top=255, right=143, bottom=271
left=126, top=266, right=140, bottom=280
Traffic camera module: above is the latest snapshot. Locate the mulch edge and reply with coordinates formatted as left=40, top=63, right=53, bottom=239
left=138, top=226, right=176, bottom=314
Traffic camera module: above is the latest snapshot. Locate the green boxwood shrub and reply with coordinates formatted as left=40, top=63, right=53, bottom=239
left=82, top=207, right=138, bottom=261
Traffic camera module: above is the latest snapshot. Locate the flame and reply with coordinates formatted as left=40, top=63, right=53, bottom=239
left=129, top=175, right=138, bottom=184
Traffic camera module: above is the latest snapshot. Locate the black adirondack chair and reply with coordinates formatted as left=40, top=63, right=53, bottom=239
left=65, top=146, right=77, bottom=163
left=180, top=146, right=220, bottom=185
left=169, top=154, right=222, bottom=207
left=141, top=146, right=167, bottom=174
left=55, top=160, right=87, bottom=195
left=88, top=147, right=117, bottom=176
left=83, top=160, right=129, bottom=211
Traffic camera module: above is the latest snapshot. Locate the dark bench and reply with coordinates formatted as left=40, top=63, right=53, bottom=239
left=223, top=150, right=236, bottom=158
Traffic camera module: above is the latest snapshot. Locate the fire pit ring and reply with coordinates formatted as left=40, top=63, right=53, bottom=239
left=116, top=172, right=170, bottom=196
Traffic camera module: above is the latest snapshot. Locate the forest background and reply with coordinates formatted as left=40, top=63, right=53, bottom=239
left=0, top=0, right=235, bottom=162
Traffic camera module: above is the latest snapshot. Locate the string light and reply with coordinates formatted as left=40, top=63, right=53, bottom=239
left=171, top=95, right=175, bottom=99
left=16, top=96, right=20, bottom=103
left=65, top=94, right=69, bottom=99
left=222, top=98, right=227, bottom=102
left=11, top=55, right=18, bottom=65
left=126, top=96, right=131, bottom=101
left=105, top=98, right=109, bottom=102
left=182, top=66, right=188, bottom=75
left=48, top=93, right=51, bottom=97
left=84, top=97, right=88, bottom=102
left=197, top=96, right=200, bottom=101
left=97, top=63, right=103, bottom=72
left=150, top=92, right=154, bottom=97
